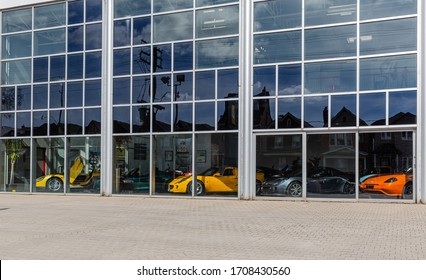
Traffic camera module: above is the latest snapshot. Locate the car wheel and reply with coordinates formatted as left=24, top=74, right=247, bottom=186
left=187, top=180, right=205, bottom=196
left=287, top=181, right=302, bottom=197
left=46, top=177, right=63, bottom=192
left=401, top=183, right=413, bottom=199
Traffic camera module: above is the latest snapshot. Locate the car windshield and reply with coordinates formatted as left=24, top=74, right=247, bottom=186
left=200, top=167, right=221, bottom=176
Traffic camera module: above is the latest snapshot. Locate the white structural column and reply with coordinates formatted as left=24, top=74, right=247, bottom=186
left=101, top=0, right=114, bottom=196
left=421, top=0, right=426, bottom=204
left=239, top=0, right=253, bottom=199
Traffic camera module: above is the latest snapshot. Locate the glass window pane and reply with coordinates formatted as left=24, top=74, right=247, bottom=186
left=253, top=98, right=275, bottom=129
left=153, top=75, right=171, bottom=102
left=113, top=78, right=131, bottom=104
left=305, top=60, right=356, bottom=94
left=360, top=0, right=417, bottom=20
left=174, top=42, right=193, bottom=71
left=67, top=137, right=101, bottom=193
left=2, top=8, right=32, bottom=33
left=360, top=54, right=417, bottom=91
left=307, top=133, right=356, bottom=199
left=278, top=64, right=301, bottom=95
left=305, top=25, right=356, bottom=60
left=67, top=109, right=83, bottom=135
left=85, top=108, right=101, bottom=134
left=33, top=111, right=48, bottom=136
left=68, top=26, right=84, bottom=52
left=86, top=23, right=102, bottom=50
left=113, top=106, right=131, bottom=133
left=68, top=0, right=84, bottom=24
left=195, top=71, right=215, bottom=100
left=153, top=45, right=171, bottom=72
left=174, top=73, right=192, bottom=101
left=1, top=60, right=32, bottom=85
left=134, top=46, right=151, bottom=74
left=359, top=132, right=413, bottom=200
left=193, top=133, right=239, bottom=197
left=305, top=0, right=356, bottom=26
left=154, top=12, right=193, bottom=43
left=114, top=0, right=151, bottom=18
left=67, top=54, right=84, bottom=80
left=389, top=91, right=416, bottom=125
left=34, top=29, right=66, bottom=56
left=133, top=76, right=151, bottom=103
left=331, top=94, right=356, bottom=127
left=174, top=103, right=193, bottom=132
left=360, top=18, right=417, bottom=56
left=50, top=110, right=65, bottom=135
left=218, top=69, right=238, bottom=99
left=1, top=87, right=15, bottom=111
left=133, top=105, right=150, bottom=132
left=278, top=97, right=301, bottom=129
left=17, top=112, right=31, bottom=136
left=254, top=0, right=301, bottom=31
left=33, top=84, right=48, bottom=109
left=133, top=17, right=151, bottom=45
left=114, top=48, right=131, bottom=76
left=17, top=86, right=31, bottom=110
left=253, top=66, right=276, bottom=97
left=50, top=56, right=65, bottom=81
left=153, top=104, right=171, bottom=132
left=196, top=6, right=238, bottom=38
left=196, top=38, right=239, bottom=69
left=2, top=33, right=32, bottom=59
left=154, top=0, right=192, bottom=12
left=34, top=57, right=49, bottom=83
left=50, top=83, right=65, bottom=109
left=359, top=92, right=386, bottom=126
left=304, top=96, right=328, bottom=128
left=67, top=82, right=83, bottom=107
left=1, top=139, right=31, bottom=192
left=196, top=0, right=236, bottom=7
left=85, top=80, right=102, bottom=106
left=218, top=99, right=238, bottom=130
left=113, top=136, right=150, bottom=194
left=114, top=19, right=131, bottom=47
left=195, top=102, right=215, bottom=131
left=85, top=52, right=102, bottom=78
left=257, top=135, right=302, bottom=197
left=34, top=3, right=66, bottom=28
left=254, top=31, right=301, bottom=64
left=86, top=0, right=103, bottom=22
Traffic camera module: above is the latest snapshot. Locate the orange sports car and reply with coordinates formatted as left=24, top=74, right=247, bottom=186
left=359, top=168, right=413, bottom=199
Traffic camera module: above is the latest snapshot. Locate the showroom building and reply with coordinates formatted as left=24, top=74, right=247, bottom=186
left=0, top=0, right=425, bottom=203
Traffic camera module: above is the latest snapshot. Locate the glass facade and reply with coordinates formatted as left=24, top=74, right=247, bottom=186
left=0, top=0, right=422, bottom=203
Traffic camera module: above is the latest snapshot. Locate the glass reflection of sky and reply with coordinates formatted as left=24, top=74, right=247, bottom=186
left=278, top=64, right=301, bottom=95
left=218, top=69, right=238, bottom=99
left=195, top=71, right=215, bottom=100
left=304, top=96, right=328, bottom=128
left=195, top=102, right=215, bottom=130
left=254, top=67, right=275, bottom=97
left=359, top=92, right=386, bottom=125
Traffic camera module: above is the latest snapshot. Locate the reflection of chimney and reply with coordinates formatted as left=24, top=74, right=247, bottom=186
left=323, top=106, right=328, bottom=127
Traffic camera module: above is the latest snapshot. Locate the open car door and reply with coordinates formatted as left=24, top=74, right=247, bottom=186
left=69, top=157, right=84, bottom=184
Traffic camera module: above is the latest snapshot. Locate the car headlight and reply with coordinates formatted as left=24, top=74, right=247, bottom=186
left=36, top=177, right=45, bottom=182
left=384, top=177, right=398, bottom=183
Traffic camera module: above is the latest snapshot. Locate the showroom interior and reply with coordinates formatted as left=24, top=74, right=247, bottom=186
left=0, top=0, right=425, bottom=203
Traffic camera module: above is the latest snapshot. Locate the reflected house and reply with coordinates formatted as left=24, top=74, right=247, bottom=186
left=331, top=106, right=366, bottom=127
left=253, top=87, right=274, bottom=129
left=85, top=120, right=101, bottom=134
left=218, top=93, right=238, bottom=130
left=278, top=112, right=311, bottom=129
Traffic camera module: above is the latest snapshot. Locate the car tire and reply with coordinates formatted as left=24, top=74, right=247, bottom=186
left=401, top=183, right=413, bottom=199
left=187, top=180, right=205, bottom=196
left=288, top=181, right=302, bottom=197
left=46, top=177, right=63, bottom=192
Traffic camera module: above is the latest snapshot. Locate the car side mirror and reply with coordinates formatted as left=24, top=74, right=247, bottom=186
left=213, top=172, right=221, bottom=177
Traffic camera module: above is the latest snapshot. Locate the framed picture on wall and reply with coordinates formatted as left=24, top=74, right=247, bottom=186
left=196, top=150, right=206, bottom=163
left=165, top=151, right=173, bottom=161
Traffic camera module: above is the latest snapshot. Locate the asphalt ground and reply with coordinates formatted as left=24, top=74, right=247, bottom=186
left=1, top=194, right=426, bottom=260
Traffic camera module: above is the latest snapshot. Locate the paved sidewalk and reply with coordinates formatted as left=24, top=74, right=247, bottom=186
left=0, top=195, right=425, bottom=260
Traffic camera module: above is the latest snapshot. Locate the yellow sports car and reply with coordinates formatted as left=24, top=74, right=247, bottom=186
left=36, top=157, right=100, bottom=192
left=168, top=166, right=265, bottom=195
